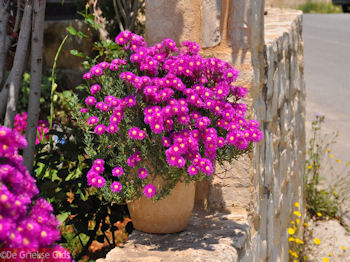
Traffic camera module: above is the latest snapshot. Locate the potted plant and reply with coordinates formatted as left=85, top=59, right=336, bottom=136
left=73, top=31, right=263, bottom=234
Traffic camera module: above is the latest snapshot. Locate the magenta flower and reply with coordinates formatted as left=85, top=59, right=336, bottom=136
left=226, top=132, right=236, bottom=145
left=177, top=115, right=190, bottom=126
left=248, top=120, right=260, bottom=128
left=0, top=126, right=61, bottom=248
left=91, top=164, right=104, bottom=174
left=150, top=122, right=164, bottom=134
left=100, top=103, right=110, bottom=112
left=104, top=95, right=116, bottom=104
left=89, top=175, right=106, bottom=188
left=162, top=38, right=178, bottom=52
left=83, top=72, right=93, bottom=80
left=110, top=115, right=121, bottom=125
left=143, top=184, right=157, bottom=198
left=94, top=159, right=105, bottom=166
left=120, top=71, right=135, bottom=83
left=127, top=151, right=141, bottom=167
left=128, top=127, right=146, bottom=140
left=236, top=138, right=249, bottom=150
left=90, top=66, right=103, bottom=76
left=85, top=96, right=97, bottom=106
left=137, top=167, right=148, bottom=179
left=195, top=117, right=211, bottom=129
left=162, top=137, right=171, bottom=147
left=109, top=63, right=119, bottom=71
left=189, top=111, right=201, bottom=120
left=107, top=124, right=119, bottom=134
left=87, top=116, right=99, bottom=126
left=112, top=167, right=124, bottom=177
left=109, top=97, right=121, bottom=108
left=115, top=34, right=128, bottom=45
left=94, top=125, right=106, bottom=135
left=174, top=156, right=186, bottom=168
left=231, top=86, right=248, bottom=98
left=124, top=95, right=137, bottom=107
left=90, top=84, right=101, bottom=95
left=187, top=165, right=199, bottom=176
left=111, top=181, right=122, bottom=193
left=217, top=137, right=225, bottom=148
left=112, top=58, right=127, bottom=65
left=80, top=108, right=89, bottom=113
left=98, top=61, right=109, bottom=69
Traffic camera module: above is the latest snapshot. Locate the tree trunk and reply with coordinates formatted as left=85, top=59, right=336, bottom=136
left=4, top=0, right=32, bottom=128
left=23, top=0, right=46, bottom=173
left=0, top=0, right=10, bottom=88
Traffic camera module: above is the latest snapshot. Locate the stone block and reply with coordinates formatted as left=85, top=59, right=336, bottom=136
left=201, top=0, right=222, bottom=48
left=98, top=212, right=248, bottom=262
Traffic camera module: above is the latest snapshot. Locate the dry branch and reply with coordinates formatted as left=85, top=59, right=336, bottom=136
left=23, top=0, right=46, bottom=172
left=0, top=0, right=10, bottom=87
left=4, top=0, right=32, bottom=127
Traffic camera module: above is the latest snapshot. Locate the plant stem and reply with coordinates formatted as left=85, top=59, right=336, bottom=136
left=49, top=35, right=68, bottom=143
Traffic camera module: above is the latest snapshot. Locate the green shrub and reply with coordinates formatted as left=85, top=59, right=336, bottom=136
left=304, top=115, right=343, bottom=219
left=33, top=12, right=132, bottom=261
left=299, top=1, right=341, bottom=13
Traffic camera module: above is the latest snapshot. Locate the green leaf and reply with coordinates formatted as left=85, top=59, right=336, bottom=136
left=62, top=90, right=72, bottom=98
left=77, top=31, right=88, bottom=39
left=66, top=26, right=77, bottom=36
left=57, top=212, right=70, bottom=223
left=70, top=49, right=84, bottom=57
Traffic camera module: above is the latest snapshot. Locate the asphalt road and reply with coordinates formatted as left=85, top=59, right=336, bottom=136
left=303, top=14, right=350, bottom=166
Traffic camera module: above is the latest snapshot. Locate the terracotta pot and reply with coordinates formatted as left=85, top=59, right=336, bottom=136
left=127, top=180, right=195, bottom=234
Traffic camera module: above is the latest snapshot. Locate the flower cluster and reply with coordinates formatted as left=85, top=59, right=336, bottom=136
left=78, top=31, right=263, bottom=201
left=0, top=126, right=61, bottom=248
left=14, top=112, right=49, bottom=144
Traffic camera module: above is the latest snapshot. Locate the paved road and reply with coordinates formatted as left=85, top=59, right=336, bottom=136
left=303, top=14, right=350, bottom=166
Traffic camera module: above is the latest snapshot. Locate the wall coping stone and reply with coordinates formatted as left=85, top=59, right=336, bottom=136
left=97, top=211, right=249, bottom=262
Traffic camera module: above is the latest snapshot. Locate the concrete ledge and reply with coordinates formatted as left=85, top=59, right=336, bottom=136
left=264, top=8, right=303, bottom=45
left=97, top=211, right=249, bottom=262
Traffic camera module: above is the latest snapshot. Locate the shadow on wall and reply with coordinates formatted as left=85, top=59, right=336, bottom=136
left=229, top=0, right=251, bottom=65
left=195, top=155, right=253, bottom=215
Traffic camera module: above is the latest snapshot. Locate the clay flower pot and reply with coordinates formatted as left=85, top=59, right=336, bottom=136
left=127, top=180, right=195, bottom=234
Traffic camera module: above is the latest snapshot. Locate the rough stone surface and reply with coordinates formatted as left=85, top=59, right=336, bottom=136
left=209, top=156, right=252, bottom=212
left=305, top=219, right=350, bottom=261
left=97, top=212, right=249, bottom=262
left=201, top=0, right=222, bottom=48
left=244, top=8, right=305, bottom=262
left=145, top=0, right=202, bottom=46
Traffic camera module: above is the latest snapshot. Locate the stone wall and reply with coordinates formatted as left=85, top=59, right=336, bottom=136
left=240, top=8, right=305, bottom=261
